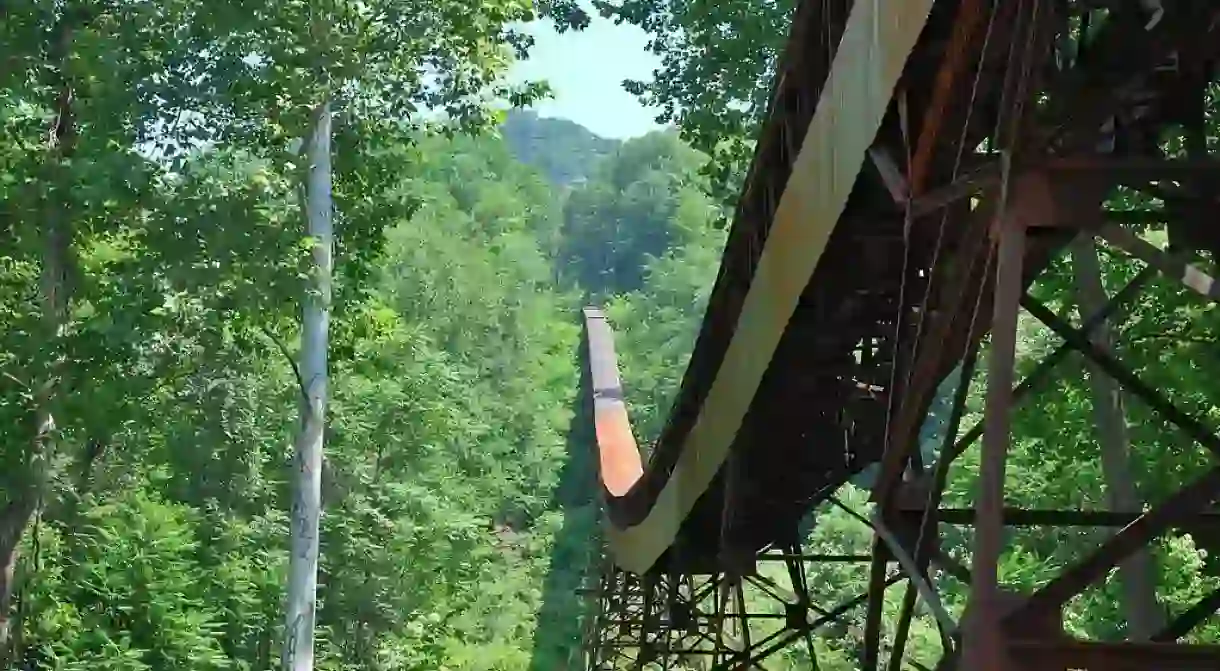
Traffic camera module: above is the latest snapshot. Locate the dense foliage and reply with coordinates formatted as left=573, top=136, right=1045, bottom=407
left=594, top=0, right=798, bottom=200
left=3, top=2, right=1218, bottom=671
left=0, top=2, right=638, bottom=667
left=0, top=18, right=722, bottom=660
left=501, top=110, right=619, bottom=187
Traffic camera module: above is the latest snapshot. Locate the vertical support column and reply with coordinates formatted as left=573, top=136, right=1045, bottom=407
left=964, top=155, right=1025, bottom=671
left=1069, top=237, right=1165, bottom=639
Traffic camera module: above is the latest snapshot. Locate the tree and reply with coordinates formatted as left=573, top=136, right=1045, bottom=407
left=3, top=108, right=605, bottom=670
left=282, top=102, right=333, bottom=671
left=185, top=2, right=579, bottom=665
left=559, top=131, right=714, bottom=296
left=501, top=110, right=619, bottom=187
left=593, top=0, right=798, bottom=199
left=0, top=2, right=226, bottom=656
left=1, top=2, right=586, bottom=666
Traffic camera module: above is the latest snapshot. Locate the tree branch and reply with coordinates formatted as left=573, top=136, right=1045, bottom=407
left=257, top=324, right=309, bottom=406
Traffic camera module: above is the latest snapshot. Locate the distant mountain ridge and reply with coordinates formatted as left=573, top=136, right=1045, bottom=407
left=500, top=110, right=620, bottom=187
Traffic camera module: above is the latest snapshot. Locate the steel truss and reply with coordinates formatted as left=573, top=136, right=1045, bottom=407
left=867, top=1, right=1220, bottom=669
left=870, top=221, right=1220, bottom=671
left=583, top=1, right=1220, bottom=670
left=581, top=541, right=922, bottom=671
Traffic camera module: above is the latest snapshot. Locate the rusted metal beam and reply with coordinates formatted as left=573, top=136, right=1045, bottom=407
left=1008, top=639, right=1220, bottom=669
left=872, top=204, right=994, bottom=504
left=1153, top=587, right=1220, bottom=643
left=907, top=157, right=1220, bottom=221
left=873, top=0, right=1043, bottom=518
left=908, top=0, right=992, bottom=196
left=963, top=9, right=1055, bottom=655
left=1007, top=467, right=1220, bottom=628
left=757, top=552, right=873, bottom=563
left=887, top=337, right=982, bottom=671
left=862, top=540, right=891, bottom=671
left=917, top=508, right=1220, bottom=529
left=1097, top=224, right=1220, bottom=301
left=908, top=160, right=1001, bottom=217
left=868, top=145, right=909, bottom=205
left=964, top=179, right=1025, bottom=671
left=875, top=0, right=1058, bottom=506
left=1021, top=296, right=1220, bottom=459
left=1045, top=157, right=1220, bottom=183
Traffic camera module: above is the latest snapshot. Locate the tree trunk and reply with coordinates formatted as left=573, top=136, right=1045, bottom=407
left=0, top=187, right=69, bottom=666
left=0, top=494, right=38, bottom=661
left=282, top=101, right=333, bottom=671
left=0, top=55, right=76, bottom=662
left=1070, top=237, right=1164, bottom=639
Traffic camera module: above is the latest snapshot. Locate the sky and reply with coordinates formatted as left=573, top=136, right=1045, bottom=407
left=510, top=6, right=664, bottom=140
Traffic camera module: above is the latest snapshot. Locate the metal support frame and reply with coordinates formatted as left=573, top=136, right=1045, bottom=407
left=583, top=1, right=1220, bottom=670
left=866, top=1, right=1220, bottom=668
left=876, top=222, right=1220, bottom=669
left=582, top=534, right=915, bottom=671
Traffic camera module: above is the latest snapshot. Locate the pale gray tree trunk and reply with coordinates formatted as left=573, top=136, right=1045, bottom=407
left=1070, top=237, right=1164, bottom=639
left=282, top=101, right=333, bottom=671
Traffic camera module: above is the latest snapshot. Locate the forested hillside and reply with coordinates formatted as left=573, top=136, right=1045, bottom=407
left=0, top=17, right=720, bottom=660
left=501, top=111, right=619, bottom=187
left=3, top=3, right=1219, bottom=671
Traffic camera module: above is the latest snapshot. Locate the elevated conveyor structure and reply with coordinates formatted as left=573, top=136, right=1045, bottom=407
left=577, top=0, right=1220, bottom=669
